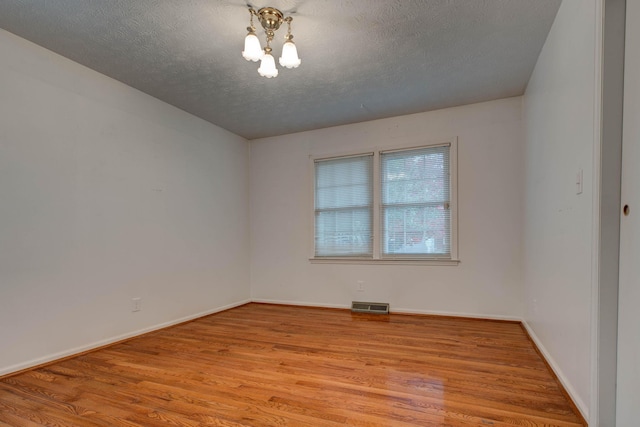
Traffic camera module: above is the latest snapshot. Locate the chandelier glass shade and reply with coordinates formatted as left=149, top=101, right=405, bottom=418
left=258, top=48, right=278, bottom=78
left=242, top=7, right=301, bottom=77
left=242, top=31, right=262, bottom=62
left=279, top=39, right=301, bottom=68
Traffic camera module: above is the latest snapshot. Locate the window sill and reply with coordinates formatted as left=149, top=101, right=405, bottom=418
left=309, top=257, right=460, bottom=266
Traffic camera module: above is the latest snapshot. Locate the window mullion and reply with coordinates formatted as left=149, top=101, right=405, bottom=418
left=372, top=151, right=381, bottom=259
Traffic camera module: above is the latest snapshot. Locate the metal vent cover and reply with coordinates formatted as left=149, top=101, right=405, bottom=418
left=351, top=301, right=390, bottom=314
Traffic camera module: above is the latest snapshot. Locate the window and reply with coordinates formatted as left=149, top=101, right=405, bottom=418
left=312, top=141, right=457, bottom=263
left=381, top=146, right=451, bottom=257
left=314, top=154, right=373, bottom=257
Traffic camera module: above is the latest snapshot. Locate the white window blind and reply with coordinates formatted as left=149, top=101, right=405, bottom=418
left=381, top=145, right=451, bottom=257
left=314, top=154, right=373, bottom=257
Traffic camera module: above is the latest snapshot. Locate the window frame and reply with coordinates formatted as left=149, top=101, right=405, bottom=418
left=309, top=138, right=459, bottom=265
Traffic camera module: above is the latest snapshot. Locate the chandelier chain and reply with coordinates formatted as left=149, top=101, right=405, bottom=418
left=247, top=8, right=256, bottom=33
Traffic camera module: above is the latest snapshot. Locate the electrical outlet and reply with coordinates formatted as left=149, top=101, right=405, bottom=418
left=131, top=297, right=142, bottom=312
left=357, top=281, right=365, bottom=292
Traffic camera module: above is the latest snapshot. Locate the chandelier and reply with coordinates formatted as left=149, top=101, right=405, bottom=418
left=242, top=7, right=301, bottom=78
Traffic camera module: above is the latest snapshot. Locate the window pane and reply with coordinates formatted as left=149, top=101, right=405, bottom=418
left=381, top=146, right=451, bottom=257
left=316, top=156, right=372, bottom=209
left=382, top=205, right=450, bottom=255
left=315, top=155, right=373, bottom=257
left=382, top=147, right=449, bottom=205
left=315, top=208, right=372, bottom=256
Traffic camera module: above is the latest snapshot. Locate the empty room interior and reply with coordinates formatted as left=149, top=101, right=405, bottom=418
left=0, top=0, right=638, bottom=426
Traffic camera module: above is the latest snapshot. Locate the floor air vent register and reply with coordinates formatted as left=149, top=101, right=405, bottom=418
left=351, top=301, right=390, bottom=314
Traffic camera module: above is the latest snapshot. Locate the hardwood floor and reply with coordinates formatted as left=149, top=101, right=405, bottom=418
left=0, top=303, right=585, bottom=426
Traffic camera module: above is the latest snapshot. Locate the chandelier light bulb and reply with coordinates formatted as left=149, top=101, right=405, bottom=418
left=258, top=49, right=278, bottom=78
left=279, top=40, right=301, bottom=68
left=242, top=31, right=262, bottom=62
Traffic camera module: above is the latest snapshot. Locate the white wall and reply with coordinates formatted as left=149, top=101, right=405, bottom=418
left=250, top=97, right=524, bottom=319
left=0, top=30, right=251, bottom=375
left=522, top=0, right=601, bottom=419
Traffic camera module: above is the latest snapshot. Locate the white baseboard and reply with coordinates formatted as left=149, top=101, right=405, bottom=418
left=251, top=298, right=521, bottom=322
left=391, top=306, right=522, bottom=322
left=0, top=299, right=251, bottom=377
left=250, top=298, right=351, bottom=310
left=521, top=320, right=589, bottom=421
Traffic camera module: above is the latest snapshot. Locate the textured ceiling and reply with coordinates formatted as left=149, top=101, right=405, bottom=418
left=0, top=0, right=561, bottom=140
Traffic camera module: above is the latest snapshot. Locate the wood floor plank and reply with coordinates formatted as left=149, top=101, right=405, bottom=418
left=0, top=303, right=586, bottom=426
